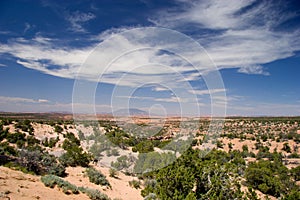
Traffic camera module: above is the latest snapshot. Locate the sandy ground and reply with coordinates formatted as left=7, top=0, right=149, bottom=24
left=0, top=166, right=87, bottom=200
left=0, top=166, right=143, bottom=200
left=64, top=166, right=143, bottom=200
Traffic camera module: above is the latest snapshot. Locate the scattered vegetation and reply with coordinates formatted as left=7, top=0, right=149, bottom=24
left=59, top=132, right=92, bottom=167
left=1, top=115, right=300, bottom=199
left=41, top=175, right=110, bottom=199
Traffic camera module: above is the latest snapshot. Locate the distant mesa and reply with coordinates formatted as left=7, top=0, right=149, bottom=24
left=113, top=108, right=148, bottom=116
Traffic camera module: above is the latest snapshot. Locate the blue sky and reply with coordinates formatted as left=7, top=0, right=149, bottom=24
left=0, top=0, right=300, bottom=116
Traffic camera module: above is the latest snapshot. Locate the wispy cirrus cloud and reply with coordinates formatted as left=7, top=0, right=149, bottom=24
left=189, top=88, right=226, bottom=96
left=117, top=95, right=183, bottom=103
left=66, top=11, right=96, bottom=32
left=150, top=0, right=300, bottom=74
left=0, top=96, right=50, bottom=104
left=0, top=36, right=93, bottom=79
left=23, top=22, right=33, bottom=34
left=0, top=28, right=212, bottom=87
left=1, top=0, right=299, bottom=87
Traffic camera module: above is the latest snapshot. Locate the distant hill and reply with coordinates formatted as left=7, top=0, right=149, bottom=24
left=114, top=108, right=148, bottom=116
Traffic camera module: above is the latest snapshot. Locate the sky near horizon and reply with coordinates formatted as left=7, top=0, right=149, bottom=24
left=0, top=0, right=300, bottom=116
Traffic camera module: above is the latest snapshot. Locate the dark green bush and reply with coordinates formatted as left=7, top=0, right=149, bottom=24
left=54, top=125, right=63, bottom=133
left=129, top=179, right=141, bottom=189
left=245, top=159, right=297, bottom=197
left=14, top=120, right=34, bottom=134
left=132, top=140, right=154, bottom=153
left=59, top=132, right=92, bottom=167
left=290, top=166, right=300, bottom=181
left=6, top=132, right=26, bottom=144
left=282, top=143, right=292, bottom=153
left=0, top=142, right=17, bottom=156
left=18, top=148, right=66, bottom=176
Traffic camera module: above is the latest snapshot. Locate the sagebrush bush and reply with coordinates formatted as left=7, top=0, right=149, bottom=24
left=78, top=187, right=110, bottom=200
left=85, top=167, right=111, bottom=187
left=41, top=175, right=79, bottom=194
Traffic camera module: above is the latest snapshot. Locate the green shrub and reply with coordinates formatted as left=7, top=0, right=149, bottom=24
left=111, top=155, right=132, bottom=171
left=109, top=168, right=118, bottom=178
left=6, top=132, right=26, bottom=144
left=142, top=179, right=156, bottom=197
left=18, top=148, right=66, bottom=176
left=290, top=166, right=300, bottom=181
left=59, top=133, right=92, bottom=167
left=144, top=193, right=157, bottom=200
left=216, top=140, right=223, bottom=148
left=78, top=187, right=110, bottom=200
left=111, top=148, right=120, bottom=156
left=42, top=137, right=59, bottom=148
left=14, top=120, right=34, bottom=134
left=4, top=161, right=34, bottom=174
left=42, top=175, right=111, bottom=200
left=245, top=159, right=296, bottom=197
left=0, top=142, right=17, bottom=156
left=282, top=143, right=292, bottom=153
left=41, top=175, right=79, bottom=194
left=54, top=125, right=63, bottom=133
left=132, top=140, right=154, bottom=153
left=26, top=135, right=40, bottom=146
left=85, top=167, right=111, bottom=187
left=133, top=152, right=176, bottom=174
left=129, top=179, right=141, bottom=189
left=140, top=149, right=245, bottom=200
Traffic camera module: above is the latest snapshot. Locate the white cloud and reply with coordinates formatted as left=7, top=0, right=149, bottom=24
left=0, top=36, right=93, bottom=79
left=38, top=99, right=49, bottom=103
left=237, top=65, right=270, bottom=75
left=189, top=88, right=226, bottom=96
left=151, top=0, right=300, bottom=71
left=0, top=96, right=50, bottom=104
left=67, top=11, right=96, bottom=32
left=2, top=1, right=297, bottom=89
left=0, top=28, right=216, bottom=88
left=152, top=86, right=169, bottom=91
left=1, top=0, right=298, bottom=116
